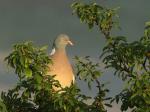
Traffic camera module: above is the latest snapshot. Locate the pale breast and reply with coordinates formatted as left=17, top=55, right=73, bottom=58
left=47, top=51, right=74, bottom=88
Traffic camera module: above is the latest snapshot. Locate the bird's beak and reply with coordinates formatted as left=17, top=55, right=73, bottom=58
left=67, top=40, right=74, bottom=46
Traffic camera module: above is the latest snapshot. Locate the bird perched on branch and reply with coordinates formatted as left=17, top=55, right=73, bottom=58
left=46, top=34, right=75, bottom=89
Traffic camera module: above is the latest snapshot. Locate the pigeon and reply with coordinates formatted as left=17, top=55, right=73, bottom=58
left=46, top=34, right=75, bottom=89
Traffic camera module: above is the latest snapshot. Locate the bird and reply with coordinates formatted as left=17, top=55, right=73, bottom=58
left=46, top=34, right=75, bottom=89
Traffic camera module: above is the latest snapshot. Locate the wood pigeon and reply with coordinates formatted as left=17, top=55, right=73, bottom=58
left=47, top=34, right=75, bottom=89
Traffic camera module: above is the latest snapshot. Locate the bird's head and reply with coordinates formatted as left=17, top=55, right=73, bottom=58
left=54, top=34, right=73, bottom=50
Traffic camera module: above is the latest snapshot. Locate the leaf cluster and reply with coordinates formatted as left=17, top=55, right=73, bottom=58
left=74, top=56, right=101, bottom=88
left=101, top=23, right=150, bottom=111
left=1, top=42, right=111, bottom=112
left=4, top=42, right=51, bottom=80
left=0, top=100, right=7, bottom=112
left=71, top=1, right=119, bottom=38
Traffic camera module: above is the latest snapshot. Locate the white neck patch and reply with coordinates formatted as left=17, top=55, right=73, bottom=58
left=50, top=48, right=56, bottom=55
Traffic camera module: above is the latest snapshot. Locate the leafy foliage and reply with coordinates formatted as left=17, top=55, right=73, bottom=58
left=101, top=22, right=150, bottom=111
left=74, top=56, right=112, bottom=110
left=71, top=1, right=119, bottom=38
left=72, top=1, right=150, bottom=111
left=0, top=100, right=7, bottom=112
left=1, top=42, right=111, bottom=112
left=74, top=56, right=102, bottom=88
left=101, top=35, right=150, bottom=80
left=4, top=42, right=51, bottom=80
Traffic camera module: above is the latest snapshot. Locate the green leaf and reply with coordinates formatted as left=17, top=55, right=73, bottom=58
left=34, top=74, right=42, bottom=84
left=145, top=21, right=150, bottom=26
left=40, top=45, right=48, bottom=51
left=93, top=71, right=101, bottom=78
left=25, top=68, right=32, bottom=78
left=0, top=100, right=8, bottom=112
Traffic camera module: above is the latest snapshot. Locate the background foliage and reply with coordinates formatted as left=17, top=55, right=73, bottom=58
left=0, top=0, right=150, bottom=112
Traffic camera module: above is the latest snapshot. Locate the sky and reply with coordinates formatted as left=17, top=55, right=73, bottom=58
left=0, top=0, right=150, bottom=111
